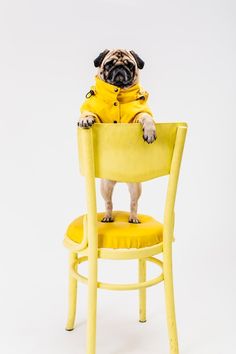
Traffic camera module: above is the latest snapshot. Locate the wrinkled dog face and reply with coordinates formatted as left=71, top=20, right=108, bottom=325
left=94, top=49, right=145, bottom=88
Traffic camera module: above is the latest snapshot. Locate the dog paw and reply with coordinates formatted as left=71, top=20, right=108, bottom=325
left=129, top=216, right=141, bottom=224
left=101, top=215, right=114, bottom=223
left=142, top=123, right=157, bottom=144
left=77, top=116, right=95, bottom=128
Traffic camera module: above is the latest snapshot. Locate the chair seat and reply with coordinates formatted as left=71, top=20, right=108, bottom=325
left=66, top=211, right=163, bottom=249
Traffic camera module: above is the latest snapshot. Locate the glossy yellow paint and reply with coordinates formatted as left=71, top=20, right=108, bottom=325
left=65, top=253, right=78, bottom=331
left=70, top=255, right=163, bottom=291
left=78, top=122, right=187, bottom=182
left=63, top=122, right=187, bottom=354
left=139, top=258, right=147, bottom=322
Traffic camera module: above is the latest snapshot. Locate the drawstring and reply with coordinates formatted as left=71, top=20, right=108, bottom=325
left=85, top=90, right=95, bottom=98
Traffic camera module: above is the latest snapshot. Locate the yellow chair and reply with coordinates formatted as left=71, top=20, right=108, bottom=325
left=63, top=122, right=187, bottom=354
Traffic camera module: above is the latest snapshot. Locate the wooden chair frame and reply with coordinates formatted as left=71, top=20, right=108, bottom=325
left=63, top=123, right=187, bottom=354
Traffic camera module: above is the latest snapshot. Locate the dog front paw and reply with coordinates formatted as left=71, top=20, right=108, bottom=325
left=77, top=116, right=95, bottom=128
left=143, top=122, right=157, bottom=144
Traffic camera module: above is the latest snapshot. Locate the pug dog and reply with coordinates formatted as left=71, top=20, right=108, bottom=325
left=78, top=49, right=156, bottom=223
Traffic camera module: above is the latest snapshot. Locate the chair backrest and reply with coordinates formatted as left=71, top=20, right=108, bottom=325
left=77, top=122, right=187, bottom=248
left=78, top=122, right=187, bottom=183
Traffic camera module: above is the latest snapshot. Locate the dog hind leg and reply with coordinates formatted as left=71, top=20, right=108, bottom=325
left=100, top=179, right=116, bottom=222
left=127, top=182, right=142, bottom=223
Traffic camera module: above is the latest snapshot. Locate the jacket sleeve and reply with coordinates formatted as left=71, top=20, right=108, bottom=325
left=80, top=93, right=101, bottom=122
left=133, top=90, right=154, bottom=122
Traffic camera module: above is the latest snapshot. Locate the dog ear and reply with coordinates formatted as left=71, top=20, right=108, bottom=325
left=130, top=50, right=145, bottom=69
left=94, top=49, right=110, bottom=67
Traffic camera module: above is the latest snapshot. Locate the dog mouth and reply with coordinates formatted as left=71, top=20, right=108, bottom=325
left=104, top=62, right=135, bottom=88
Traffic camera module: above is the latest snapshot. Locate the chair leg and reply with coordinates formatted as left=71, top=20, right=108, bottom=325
left=139, top=258, right=147, bottom=322
left=163, top=250, right=179, bottom=354
left=66, top=252, right=78, bottom=331
left=86, top=255, right=98, bottom=354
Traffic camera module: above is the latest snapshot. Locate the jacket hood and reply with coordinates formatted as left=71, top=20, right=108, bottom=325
left=94, top=76, right=145, bottom=103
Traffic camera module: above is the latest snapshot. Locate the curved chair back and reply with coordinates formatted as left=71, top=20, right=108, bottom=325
left=77, top=122, right=187, bottom=247
left=78, top=123, right=187, bottom=183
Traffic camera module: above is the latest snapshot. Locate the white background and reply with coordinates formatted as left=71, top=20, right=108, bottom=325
left=0, top=1, right=235, bottom=353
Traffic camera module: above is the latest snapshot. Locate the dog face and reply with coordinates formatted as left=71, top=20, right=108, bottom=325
left=94, top=49, right=145, bottom=88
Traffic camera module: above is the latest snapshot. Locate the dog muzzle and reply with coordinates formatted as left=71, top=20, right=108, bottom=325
left=107, top=65, right=134, bottom=88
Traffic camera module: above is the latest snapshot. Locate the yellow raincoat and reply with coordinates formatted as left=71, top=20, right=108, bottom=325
left=80, top=76, right=153, bottom=123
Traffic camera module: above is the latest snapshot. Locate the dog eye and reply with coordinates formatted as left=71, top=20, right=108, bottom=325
left=104, top=61, right=113, bottom=70
left=127, top=62, right=134, bottom=69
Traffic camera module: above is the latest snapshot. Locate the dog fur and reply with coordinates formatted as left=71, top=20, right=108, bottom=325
left=78, top=49, right=156, bottom=223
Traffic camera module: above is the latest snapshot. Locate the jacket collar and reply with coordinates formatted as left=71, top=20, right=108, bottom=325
left=94, top=76, right=143, bottom=103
